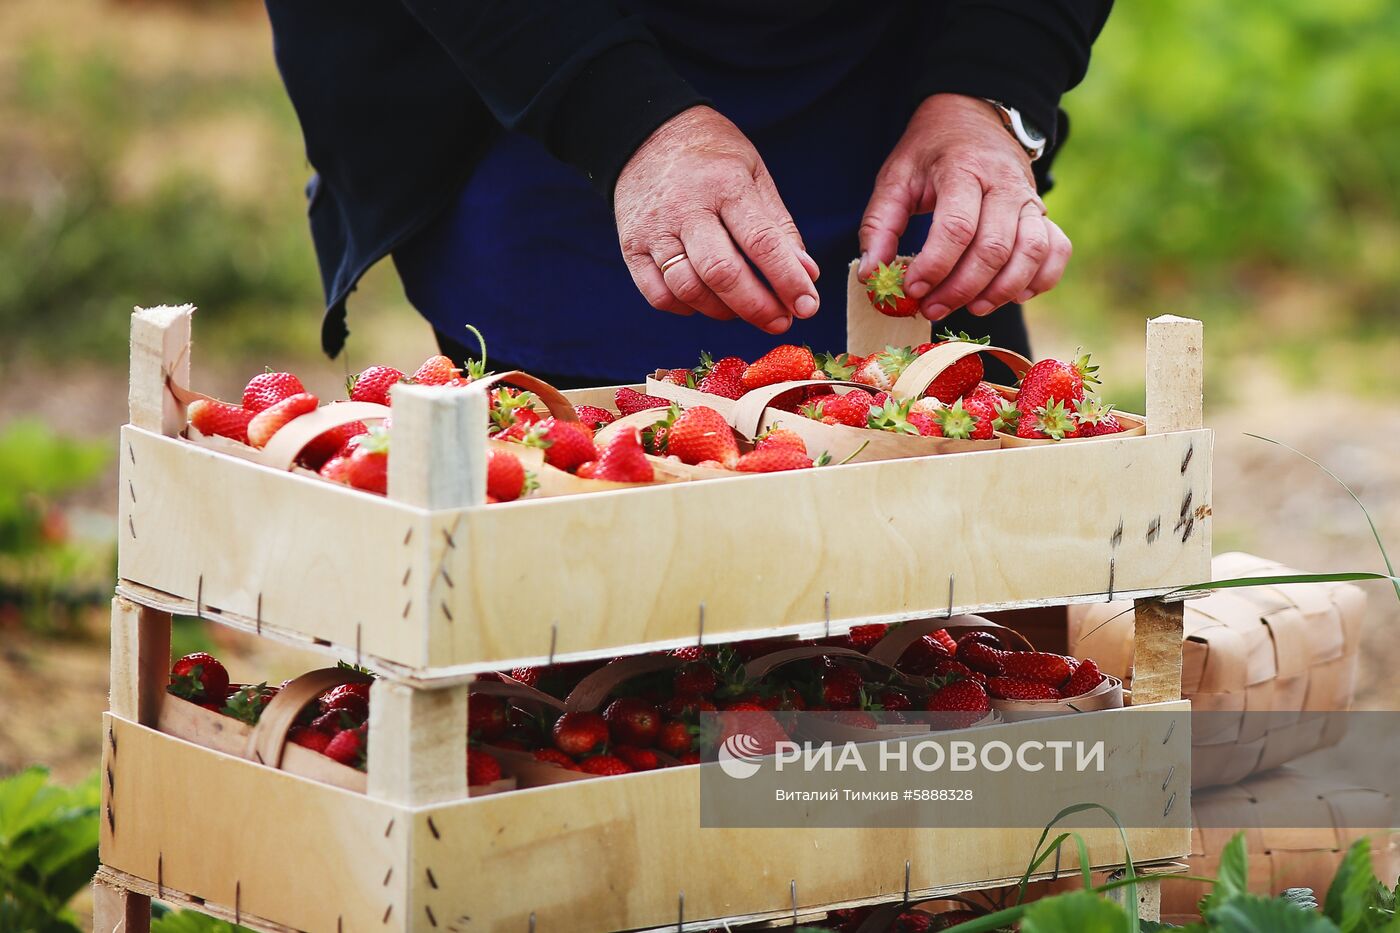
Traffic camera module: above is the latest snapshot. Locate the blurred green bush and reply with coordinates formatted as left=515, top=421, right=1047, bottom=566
left=0, top=768, right=99, bottom=933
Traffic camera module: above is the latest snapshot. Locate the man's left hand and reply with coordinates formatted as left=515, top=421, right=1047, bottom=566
left=858, top=94, right=1073, bottom=320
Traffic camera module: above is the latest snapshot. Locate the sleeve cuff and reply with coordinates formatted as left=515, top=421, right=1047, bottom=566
left=547, top=38, right=708, bottom=198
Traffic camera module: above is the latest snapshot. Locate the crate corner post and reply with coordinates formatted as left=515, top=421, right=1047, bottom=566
left=109, top=596, right=171, bottom=725
left=1144, top=315, right=1204, bottom=436
left=367, top=678, right=469, bottom=807
left=129, top=304, right=194, bottom=436
left=387, top=383, right=489, bottom=510
left=93, top=876, right=151, bottom=933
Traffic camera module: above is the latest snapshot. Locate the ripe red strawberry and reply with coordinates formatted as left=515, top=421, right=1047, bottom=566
left=667, top=406, right=739, bottom=468
left=820, top=666, right=864, bottom=710
left=852, top=346, right=917, bottom=392
left=677, top=751, right=701, bottom=765
left=528, top=417, right=597, bottom=473
left=876, top=688, right=913, bottom=712
left=741, top=345, right=816, bottom=391
left=613, top=745, right=660, bottom=771
left=736, top=448, right=814, bottom=473
left=718, top=702, right=790, bottom=755
left=673, top=663, right=719, bottom=697
left=615, top=386, right=669, bottom=415
left=299, top=417, right=367, bottom=470
left=999, top=652, right=1074, bottom=686
left=1073, top=397, right=1125, bottom=437
left=508, top=666, right=540, bottom=686
left=924, top=332, right=990, bottom=403
left=1016, top=352, right=1099, bottom=413
left=311, top=709, right=361, bottom=735
left=552, top=711, right=609, bottom=757
left=247, top=392, right=318, bottom=448
left=1016, top=399, right=1081, bottom=440
left=930, top=656, right=987, bottom=685
left=574, top=405, right=616, bottom=431
left=987, top=677, right=1061, bottom=701
left=345, top=427, right=390, bottom=493
left=169, top=652, right=230, bottom=703
left=288, top=726, right=332, bottom=753
left=319, top=454, right=353, bottom=485
left=864, top=260, right=919, bottom=317
left=755, top=427, right=806, bottom=454
left=933, top=399, right=993, bottom=440
left=805, top=389, right=875, bottom=428
left=603, top=697, right=662, bottom=746
left=695, top=353, right=747, bottom=399
left=320, top=684, right=371, bottom=721
left=578, top=754, right=633, bottom=776
left=661, top=368, right=691, bottom=386
left=532, top=748, right=578, bottom=770
left=323, top=728, right=364, bottom=765
left=964, top=382, right=1003, bottom=407
left=467, top=751, right=502, bottom=786
left=657, top=719, right=694, bottom=756
left=891, top=910, right=935, bottom=933
left=955, top=640, right=1005, bottom=676
left=907, top=412, right=941, bottom=437
left=898, top=634, right=952, bottom=676
left=486, top=448, right=529, bottom=502
left=704, top=354, right=748, bottom=381
left=931, top=629, right=958, bottom=654
left=347, top=365, right=405, bottom=405
left=1062, top=658, right=1104, bottom=697
left=243, top=372, right=306, bottom=413
left=188, top=399, right=256, bottom=444
left=468, top=694, right=509, bottom=740
left=670, top=645, right=708, bottom=662
left=840, top=624, right=889, bottom=653
left=924, top=680, right=991, bottom=727
left=589, top=427, right=654, bottom=482
left=411, top=355, right=459, bottom=386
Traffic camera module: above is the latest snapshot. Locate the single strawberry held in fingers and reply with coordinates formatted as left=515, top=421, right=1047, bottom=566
left=864, top=260, right=919, bottom=317
left=243, top=371, right=306, bottom=413
left=188, top=399, right=255, bottom=444
left=741, top=345, right=816, bottom=391
left=247, top=392, right=319, bottom=448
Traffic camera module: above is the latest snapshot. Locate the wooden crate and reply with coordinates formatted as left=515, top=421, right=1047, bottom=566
left=117, top=307, right=1211, bottom=683
left=97, top=698, right=1190, bottom=933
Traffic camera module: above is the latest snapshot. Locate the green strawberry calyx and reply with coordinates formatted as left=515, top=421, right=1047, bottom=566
left=865, top=261, right=909, bottom=308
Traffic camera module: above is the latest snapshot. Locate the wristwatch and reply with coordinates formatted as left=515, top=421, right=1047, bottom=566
left=981, top=99, right=1047, bottom=162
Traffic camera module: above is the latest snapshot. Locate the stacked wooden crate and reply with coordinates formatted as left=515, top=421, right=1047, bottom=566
left=94, top=305, right=1208, bottom=932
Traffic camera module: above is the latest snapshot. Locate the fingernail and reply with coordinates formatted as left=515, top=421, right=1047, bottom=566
left=800, top=251, right=821, bottom=281
left=858, top=252, right=869, bottom=276
left=768, top=315, right=792, bottom=335
left=1018, top=290, right=1035, bottom=303
left=924, top=304, right=951, bottom=320
left=907, top=281, right=931, bottom=299
left=794, top=294, right=818, bottom=318
left=968, top=300, right=994, bottom=316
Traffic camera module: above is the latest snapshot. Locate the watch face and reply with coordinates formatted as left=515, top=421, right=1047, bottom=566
left=1012, top=110, right=1046, bottom=145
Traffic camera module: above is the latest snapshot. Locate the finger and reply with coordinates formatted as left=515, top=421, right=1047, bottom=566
left=681, top=217, right=792, bottom=334
left=718, top=197, right=819, bottom=319
left=857, top=170, right=917, bottom=280
left=918, top=188, right=1022, bottom=320
left=659, top=256, right=737, bottom=322
left=1020, top=218, right=1072, bottom=301
left=903, top=167, right=982, bottom=301
left=750, top=173, right=821, bottom=285
left=624, top=254, right=694, bottom=317
left=966, top=208, right=1050, bottom=316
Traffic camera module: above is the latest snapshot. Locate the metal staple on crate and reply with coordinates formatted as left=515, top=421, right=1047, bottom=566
left=824, top=591, right=831, bottom=639
left=790, top=879, right=798, bottom=925
left=903, top=860, right=911, bottom=904
left=677, top=890, right=684, bottom=931
left=547, top=622, right=558, bottom=666
left=945, top=574, right=956, bottom=618
left=697, top=603, right=706, bottom=646
left=528, top=911, right=536, bottom=932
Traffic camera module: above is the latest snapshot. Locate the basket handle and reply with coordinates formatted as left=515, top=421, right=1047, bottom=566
left=256, top=402, right=392, bottom=471
left=864, top=615, right=1036, bottom=667
left=246, top=667, right=374, bottom=770
left=741, top=645, right=903, bottom=682
left=563, top=655, right=686, bottom=712
left=471, top=370, right=578, bottom=422
left=469, top=676, right=567, bottom=711
left=593, top=408, right=673, bottom=447
left=890, top=343, right=1031, bottom=401
left=729, top=380, right=873, bottom=439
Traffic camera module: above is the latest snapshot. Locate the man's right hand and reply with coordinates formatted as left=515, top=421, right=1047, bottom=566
left=614, top=105, right=820, bottom=335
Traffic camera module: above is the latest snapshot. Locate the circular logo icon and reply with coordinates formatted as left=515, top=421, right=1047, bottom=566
left=717, top=733, right=764, bottom=780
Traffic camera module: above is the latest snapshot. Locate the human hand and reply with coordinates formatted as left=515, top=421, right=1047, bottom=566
left=858, top=94, right=1072, bottom=320
left=615, top=105, right=820, bottom=334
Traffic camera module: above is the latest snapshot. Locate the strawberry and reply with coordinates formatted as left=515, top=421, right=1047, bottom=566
left=740, top=345, right=816, bottom=391
left=1015, top=398, right=1081, bottom=440
left=242, top=371, right=306, bottom=413
left=987, top=677, right=1060, bottom=701
left=320, top=683, right=371, bottom=720
left=169, top=652, right=230, bottom=703
left=614, top=386, right=669, bottom=416
left=345, top=426, right=390, bottom=493
left=876, top=687, right=913, bottom=712
left=466, top=751, right=503, bottom=786
left=288, top=726, right=332, bottom=753
left=1062, top=658, right=1104, bottom=697
left=222, top=683, right=274, bottom=725
left=411, top=355, right=459, bottom=386
left=299, top=417, right=367, bottom=470
left=924, top=680, right=991, bottom=728
left=840, top=624, right=889, bottom=653
left=486, top=448, right=530, bottom=502
left=933, top=399, right=993, bottom=440
left=552, top=711, right=609, bottom=757
left=661, top=368, right=692, bottom=386
left=735, top=448, right=813, bottom=473
left=613, top=745, right=660, bottom=771
left=489, top=388, right=542, bottom=438
left=578, top=754, right=632, bottom=776
left=657, top=719, right=694, bottom=756
left=694, top=353, right=747, bottom=398
left=931, top=629, right=958, bottom=654
left=468, top=694, right=509, bottom=740
left=310, top=709, right=360, bottom=735
left=852, top=346, right=917, bottom=392
left=702, top=354, right=748, bottom=381
left=323, top=728, right=364, bottom=765
left=898, top=635, right=952, bottom=676
left=820, top=666, right=864, bottom=710
left=907, top=412, right=941, bottom=437
left=528, top=417, right=597, bottom=473
left=666, top=406, right=739, bottom=468
left=532, top=748, right=578, bottom=770
left=999, top=652, right=1074, bottom=686
left=955, top=640, right=1006, bottom=676
left=930, top=656, right=987, bottom=685
left=319, top=454, right=353, bottom=485
left=718, top=702, right=789, bottom=756
left=816, top=351, right=860, bottom=381
left=909, top=396, right=944, bottom=418
left=603, top=697, right=662, bottom=746
left=1016, top=352, right=1099, bottom=413
left=246, top=392, right=319, bottom=449
left=866, top=397, right=920, bottom=435
left=188, top=399, right=256, bottom=444
left=1074, top=397, right=1125, bottom=437
left=816, top=389, right=876, bottom=428
left=669, top=645, right=708, bottom=662
left=924, top=331, right=990, bottom=403
left=509, top=666, right=541, bottom=686
left=892, top=911, right=935, bottom=933
left=864, top=260, right=919, bottom=317
left=347, top=365, right=405, bottom=405
left=673, top=663, right=719, bottom=697
left=696, top=369, right=744, bottom=399
left=574, top=405, right=616, bottom=431
left=755, top=427, right=807, bottom=454
left=677, top=751, right=701, bottom=765
left=589, top=427, right=654, bottom=482
left=964, top=381, right=1003, bottom=407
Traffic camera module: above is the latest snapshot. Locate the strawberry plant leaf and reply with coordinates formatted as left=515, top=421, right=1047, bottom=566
left=1323, top=839, right=1378, bottom=932
left=1199, top=832, right=1249, bottom=915
left=1207, top=894, right=1341, bottom=932
left=1021, top=890, right=1132, bottom=933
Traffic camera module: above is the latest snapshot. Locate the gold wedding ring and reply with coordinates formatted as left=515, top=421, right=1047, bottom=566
left=659, top=253, right=688, bottom=272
